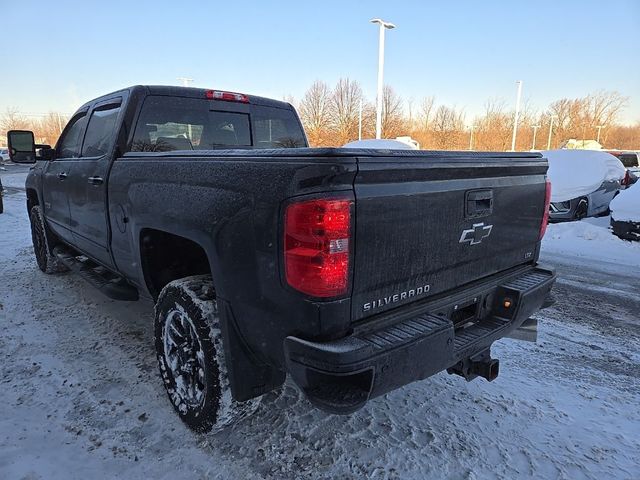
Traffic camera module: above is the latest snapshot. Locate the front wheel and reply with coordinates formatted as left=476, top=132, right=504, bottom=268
left=29, top=205, right=68, bottom=274
left=154, top=275, right=258, bottom=432
left=575, top=198, right=589, bottom=220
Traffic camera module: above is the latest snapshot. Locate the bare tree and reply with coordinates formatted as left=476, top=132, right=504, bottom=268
left=419, top=96, right=435, bottom=131
left=431, top=105, right=465, bottom=150
left=1, top=107, right=31, bottom=133
left=329, top=78, right=364, bottom=145
left=36, top=112, right=68, bottom=146
left=475, top=99, right=512, bottom=151
left=605, top=122, right=640, bottom=150
left=381, top=85, right=405, bottom=139
left=298, top=80, right=332, bottom=146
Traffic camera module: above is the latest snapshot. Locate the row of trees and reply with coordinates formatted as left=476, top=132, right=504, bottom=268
left=295, top=79, right=638, bottom=151
left=1, top=109, right=68, bottom=147
left=1, top=84, right=638, bottom=151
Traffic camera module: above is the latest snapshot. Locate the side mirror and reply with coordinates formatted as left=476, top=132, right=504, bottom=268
left=7, top=130, right=36, bottom=164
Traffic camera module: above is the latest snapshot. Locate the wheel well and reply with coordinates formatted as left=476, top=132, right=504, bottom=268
left=140, top=229, right=212, bottom=299
left=26, top=189, right=39, bottom=213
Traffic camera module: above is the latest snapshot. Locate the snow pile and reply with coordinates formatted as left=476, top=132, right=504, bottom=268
left=542, top=215, right=640, bottom=267
left=610, top=184, right=640, bottom=222
left=543, top=149, right=626, bottom=202
left=342, top=139, right=417, bottom=150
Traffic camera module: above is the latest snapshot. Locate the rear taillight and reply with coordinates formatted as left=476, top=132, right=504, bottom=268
left=539, top=179, right=552, bottom=240
left=621, top=170, right=630, bottom=187
left=284, top=198, right=352, bottom=298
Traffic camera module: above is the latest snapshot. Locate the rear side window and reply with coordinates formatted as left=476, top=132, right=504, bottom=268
left=252, top=108, right=306, bottom=148
left=129, top=95, right=305, bottom=152
left=57, top=114, right=87, bottom=158
left=82, top=103, right=121, bottom=157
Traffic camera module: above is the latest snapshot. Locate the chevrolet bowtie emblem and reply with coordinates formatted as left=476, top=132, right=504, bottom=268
left=459, top=222, right=493, bottom=245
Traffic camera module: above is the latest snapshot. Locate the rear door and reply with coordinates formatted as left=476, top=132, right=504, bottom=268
left=66, top=98, right=123, bottom=267
left=351, top=152, right=548, bottom=321
left=42, top=111, right=88, bottom=244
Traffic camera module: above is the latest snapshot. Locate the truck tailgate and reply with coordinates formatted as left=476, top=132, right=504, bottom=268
left=351, top=152, right=548, bottom=321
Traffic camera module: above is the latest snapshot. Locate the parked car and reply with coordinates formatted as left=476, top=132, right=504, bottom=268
left=8, top=85, right=555, bottom=433
left=610, top=184, right=640, bottom=241
left=621, top=169, right=639, bottom=189
left=0, top=148, right=11, bottom=163
left=543, top=149, right=626, bottom=221
left=607, top=150, right=640, bottom=172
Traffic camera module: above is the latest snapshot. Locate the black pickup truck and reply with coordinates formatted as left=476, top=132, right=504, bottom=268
left=7, top=85, right=555, bottom=432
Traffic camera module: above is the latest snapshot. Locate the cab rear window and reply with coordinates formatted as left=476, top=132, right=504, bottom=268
left=129, top=96, right=305, bottom=152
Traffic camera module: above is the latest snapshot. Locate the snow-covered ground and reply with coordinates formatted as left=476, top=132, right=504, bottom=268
left=542, top=215, right=640, bottom=268
left=1, top=168, right=639, bottom=479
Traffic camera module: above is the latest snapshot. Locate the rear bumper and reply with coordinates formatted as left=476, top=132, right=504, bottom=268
left=284, top=265, right=556, bottom=414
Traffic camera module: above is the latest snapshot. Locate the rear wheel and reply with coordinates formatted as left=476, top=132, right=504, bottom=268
left=154, top=275, right=259, bottom=432
left=29, top=205, right=68, bottom=274
left=575, top=198, right=588, bottom=220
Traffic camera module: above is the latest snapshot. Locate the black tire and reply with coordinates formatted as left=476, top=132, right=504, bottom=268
left=575, top=198, right=588, bottom=220
left=154, top=275, right=258, bottom=432
left=29, top=205, right=68, bottom=274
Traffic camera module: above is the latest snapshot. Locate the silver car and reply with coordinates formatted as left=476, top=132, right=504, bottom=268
left=549, top=179, right=621, bottom=221
left=0, top=148, right=10, bottom=163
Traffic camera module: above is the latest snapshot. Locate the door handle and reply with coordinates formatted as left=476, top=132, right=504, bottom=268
left=58, top=172, right=68, bottom=180
left=88, top=176, right=104, bottom=186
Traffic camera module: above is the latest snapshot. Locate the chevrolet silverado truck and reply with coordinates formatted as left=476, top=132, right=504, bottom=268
left=7, top=85, right=556, bottom=432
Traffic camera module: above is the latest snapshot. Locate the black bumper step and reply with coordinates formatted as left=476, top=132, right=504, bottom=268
left=53, top=246, right=138, bottom=301
left=284, top=266, right=556, bottom=414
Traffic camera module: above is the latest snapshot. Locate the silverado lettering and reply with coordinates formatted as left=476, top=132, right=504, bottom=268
left=363, top=284, right=431, bottom=311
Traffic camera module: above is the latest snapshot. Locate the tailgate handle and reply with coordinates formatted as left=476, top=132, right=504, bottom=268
left=466, top=190, right=493, bottom=218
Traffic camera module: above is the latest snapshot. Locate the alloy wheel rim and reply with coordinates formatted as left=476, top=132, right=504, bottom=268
left=163, top=309, right=206, bottom=408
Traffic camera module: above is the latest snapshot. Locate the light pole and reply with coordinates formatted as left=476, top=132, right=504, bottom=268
left=531, top=125, right=541, bottom=150
left=595, top=125, right=604, bottom=144
left=468, top=125, right=477, bottom=150
left=371, top=18, right=395, bottom=139
left=510, top=80, right=523, bottom=151
left=547, top=115, right=558, bottom=150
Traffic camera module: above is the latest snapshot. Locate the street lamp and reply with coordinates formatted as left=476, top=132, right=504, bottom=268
left=547, top=115, right=558, bottom=150
left=531, top=125, right=541, bottom=150
left=510, top=80, right=523, bottom=151
left=468, top=125, right=477, bottom=150
left=595, top=125, right=604, bottom=144
left=371, top=18, right=395, bottom=139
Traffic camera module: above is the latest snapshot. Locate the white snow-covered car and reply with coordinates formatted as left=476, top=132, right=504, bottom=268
left=610, top=184, right=640, bottom=241
left=543, top=149, right=626, bottom=221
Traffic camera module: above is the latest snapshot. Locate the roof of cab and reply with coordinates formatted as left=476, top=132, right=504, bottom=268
left=76, top=85, right=294, bottom=112
left=142, top=85, right=292, bottom=109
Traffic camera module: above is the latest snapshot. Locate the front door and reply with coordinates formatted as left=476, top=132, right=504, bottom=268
left=67, top=99, right=122, bottom=268
left=42, top=111, right=88, bottom=244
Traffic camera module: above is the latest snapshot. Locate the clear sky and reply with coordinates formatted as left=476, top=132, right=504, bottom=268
left=2, top=0, right=639, bottom=124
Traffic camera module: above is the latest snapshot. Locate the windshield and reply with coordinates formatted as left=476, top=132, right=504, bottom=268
left=129, top=95, right=306, bottom=152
